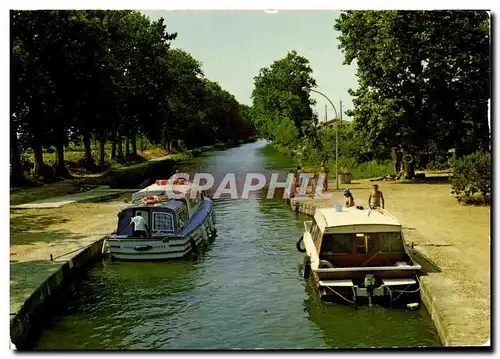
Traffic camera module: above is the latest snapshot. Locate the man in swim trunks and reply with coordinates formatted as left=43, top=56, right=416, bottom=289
left=368, top=184, right=385, bottom=209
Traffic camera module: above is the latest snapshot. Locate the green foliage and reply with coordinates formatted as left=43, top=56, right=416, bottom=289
left=10, top=10, right=255, bottom=183
left=275, top=117, right=300, bottom=147
left=451, top=151, right=491, bottom=204
left=334, top=10, right=491, bottom=177
left=251, top=50, right=318, bottom=146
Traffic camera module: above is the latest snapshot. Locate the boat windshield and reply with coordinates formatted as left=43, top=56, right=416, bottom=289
left=320, top=231, right=404, bottom=255
left=378, top=232, right=404, bottom=253
left=321, top=233, right=353, bottom=254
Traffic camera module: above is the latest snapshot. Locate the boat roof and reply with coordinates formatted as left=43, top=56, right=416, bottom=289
left=131, top=182, right=200, bottom=204
left=314, top=207, right=402, bottom=233
left=122, top=199, right=185, bottom=212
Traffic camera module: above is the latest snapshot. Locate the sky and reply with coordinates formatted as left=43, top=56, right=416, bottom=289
left=141, top=10, right=358, bottom=121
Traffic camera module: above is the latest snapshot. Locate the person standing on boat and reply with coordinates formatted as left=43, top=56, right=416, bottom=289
left=368, top=184, right=385, bottom=209
left=343, top=188, right=355, bottom=207
left=130, top=211, right=149, bottom=237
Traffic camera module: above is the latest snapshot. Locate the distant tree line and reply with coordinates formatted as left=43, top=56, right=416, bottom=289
left=11, top=10, right=255, bottom=183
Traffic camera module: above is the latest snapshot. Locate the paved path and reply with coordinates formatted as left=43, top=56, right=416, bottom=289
left=290, top=178, right=490, bottom=346
left=10, top=195, right=128, bottom=317
left=10, top=186, right=135, bottom=209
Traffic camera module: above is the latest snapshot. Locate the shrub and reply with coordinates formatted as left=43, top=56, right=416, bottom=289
left=451, top=151, right=491, bottom=205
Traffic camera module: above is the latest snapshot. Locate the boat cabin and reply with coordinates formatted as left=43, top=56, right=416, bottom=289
left=114, top=201, right=188, bottom=238
left=113, top=181, right=206, bottom=239
left=131, top=181, right=204, bottom=217
left=307, top=207, right=415, bottom=269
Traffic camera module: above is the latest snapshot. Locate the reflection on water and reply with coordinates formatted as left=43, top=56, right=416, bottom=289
left=33, top=141, right=440, bottom=349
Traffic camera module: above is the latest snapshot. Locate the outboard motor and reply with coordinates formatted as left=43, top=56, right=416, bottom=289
left=364, top=274, right=376, bottom=306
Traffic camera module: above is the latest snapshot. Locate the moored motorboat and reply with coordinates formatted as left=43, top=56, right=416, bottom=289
left=297, top=206, right=422, bottom=307
left=105, top=179, right=216, bottom=261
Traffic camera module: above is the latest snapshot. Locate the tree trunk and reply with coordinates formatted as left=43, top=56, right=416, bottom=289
left=10, top=130, right=25, bottom=184
left=33, top=145, right=45, bottom=178
left=131, top=132, right=137, bottom=156
left=99, top=139, right=106, bottom=168
left=125, top=137, right=130, bottom=158
left=110, top=138, right=117, bottom=160
left=54, top=141, right=68, bottom=177
left=405, top=162, right=415, bottom=179
left=394, top=151, right=402, bottom=176
left=82, top=132, right=94, bottom=167
left=117, top=136, right=123, bottom=159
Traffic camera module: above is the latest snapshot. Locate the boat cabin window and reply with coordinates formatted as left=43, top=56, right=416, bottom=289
left=321, top=233, right=353, bottom=254
left=152, top=212, right=175, bottom=233
left=379, top=232, right=404, bottom=253
left=356, top=233, right=376, bottom=254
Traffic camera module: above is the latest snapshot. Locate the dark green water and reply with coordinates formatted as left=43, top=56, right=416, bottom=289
left=32, top=141, right=440, bottom=349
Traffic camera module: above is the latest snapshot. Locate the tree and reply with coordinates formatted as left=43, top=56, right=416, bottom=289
left=10, top=10, right=255, bottom=184
left=335, top=10, right=490, bottom=178
left=251, top=50, right=317, bottom=147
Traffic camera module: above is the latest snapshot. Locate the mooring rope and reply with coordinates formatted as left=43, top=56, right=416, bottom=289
left=390, top=276, right=422, bottom=302
left=326, top=286, right=357, bottom=305
left=50, top=241, right=100, bottom=262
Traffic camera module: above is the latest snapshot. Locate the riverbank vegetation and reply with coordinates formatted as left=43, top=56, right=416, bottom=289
left=250, top=11, right=491, bottom=202
left=11, top=10, right=255, bottom=186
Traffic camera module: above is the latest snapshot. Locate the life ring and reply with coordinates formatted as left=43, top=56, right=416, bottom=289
left=173, top=178, right=191, bottom=185
left=303, top=255, right=311, bottom=279
left=296, top=236, right=306, bottom=253
left=141, top=196, right=159, bottom=205
left=319, top=259, right=334, bottom=268
left=404, top=154, right=414, bottom=164
left=156, top=179, right=168, bottom=186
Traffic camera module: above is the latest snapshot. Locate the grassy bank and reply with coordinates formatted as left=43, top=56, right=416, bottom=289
left=263, top=143, right=394, bottom=180
left=11, top=138, right=257, bottom=205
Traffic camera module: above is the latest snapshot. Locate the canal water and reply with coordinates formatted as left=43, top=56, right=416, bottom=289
left=32, top=140, right=440, bottom=349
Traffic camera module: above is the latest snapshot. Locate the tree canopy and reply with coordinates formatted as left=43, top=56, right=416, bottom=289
left=251, top=50, right=318, bottom=148
left=334, top=10, right=491, bottom=176
left=11, top=10, right=255, bottom=182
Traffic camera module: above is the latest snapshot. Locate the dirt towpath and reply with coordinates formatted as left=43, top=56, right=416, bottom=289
left=298, top=177, right=490, bottom=345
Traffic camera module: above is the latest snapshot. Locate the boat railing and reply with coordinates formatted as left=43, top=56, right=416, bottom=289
left=304, top=220, right=313, bottom=233
left=375, top=207, right=400, bottom=223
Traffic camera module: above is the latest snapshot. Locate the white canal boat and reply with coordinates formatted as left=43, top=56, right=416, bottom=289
left=105, top=180, right=216, bottom=261
left=297, top=206, right=422, bottom=306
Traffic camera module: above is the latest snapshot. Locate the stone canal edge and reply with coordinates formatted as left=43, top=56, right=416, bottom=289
left=289, top=191, right=490, bottom=347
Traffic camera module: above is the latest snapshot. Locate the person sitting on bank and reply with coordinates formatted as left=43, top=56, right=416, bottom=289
left=130, top=211, right=149, bottom=237
left=308, top=173, right=318, bottom=198
left=343, top=188, right=355, bottom=207
left=368, top=184, right=385, bottom=209
left=321, top=161, right=330, bottom=192
left=296, top=165, right=304, bottom=188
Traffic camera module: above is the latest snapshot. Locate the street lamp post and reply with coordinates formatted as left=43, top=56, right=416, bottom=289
left=302, top=87, right=339, bottom=190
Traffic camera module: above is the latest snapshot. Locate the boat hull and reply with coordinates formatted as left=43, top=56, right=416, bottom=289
left=106, top=205, right=216, bottom=261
